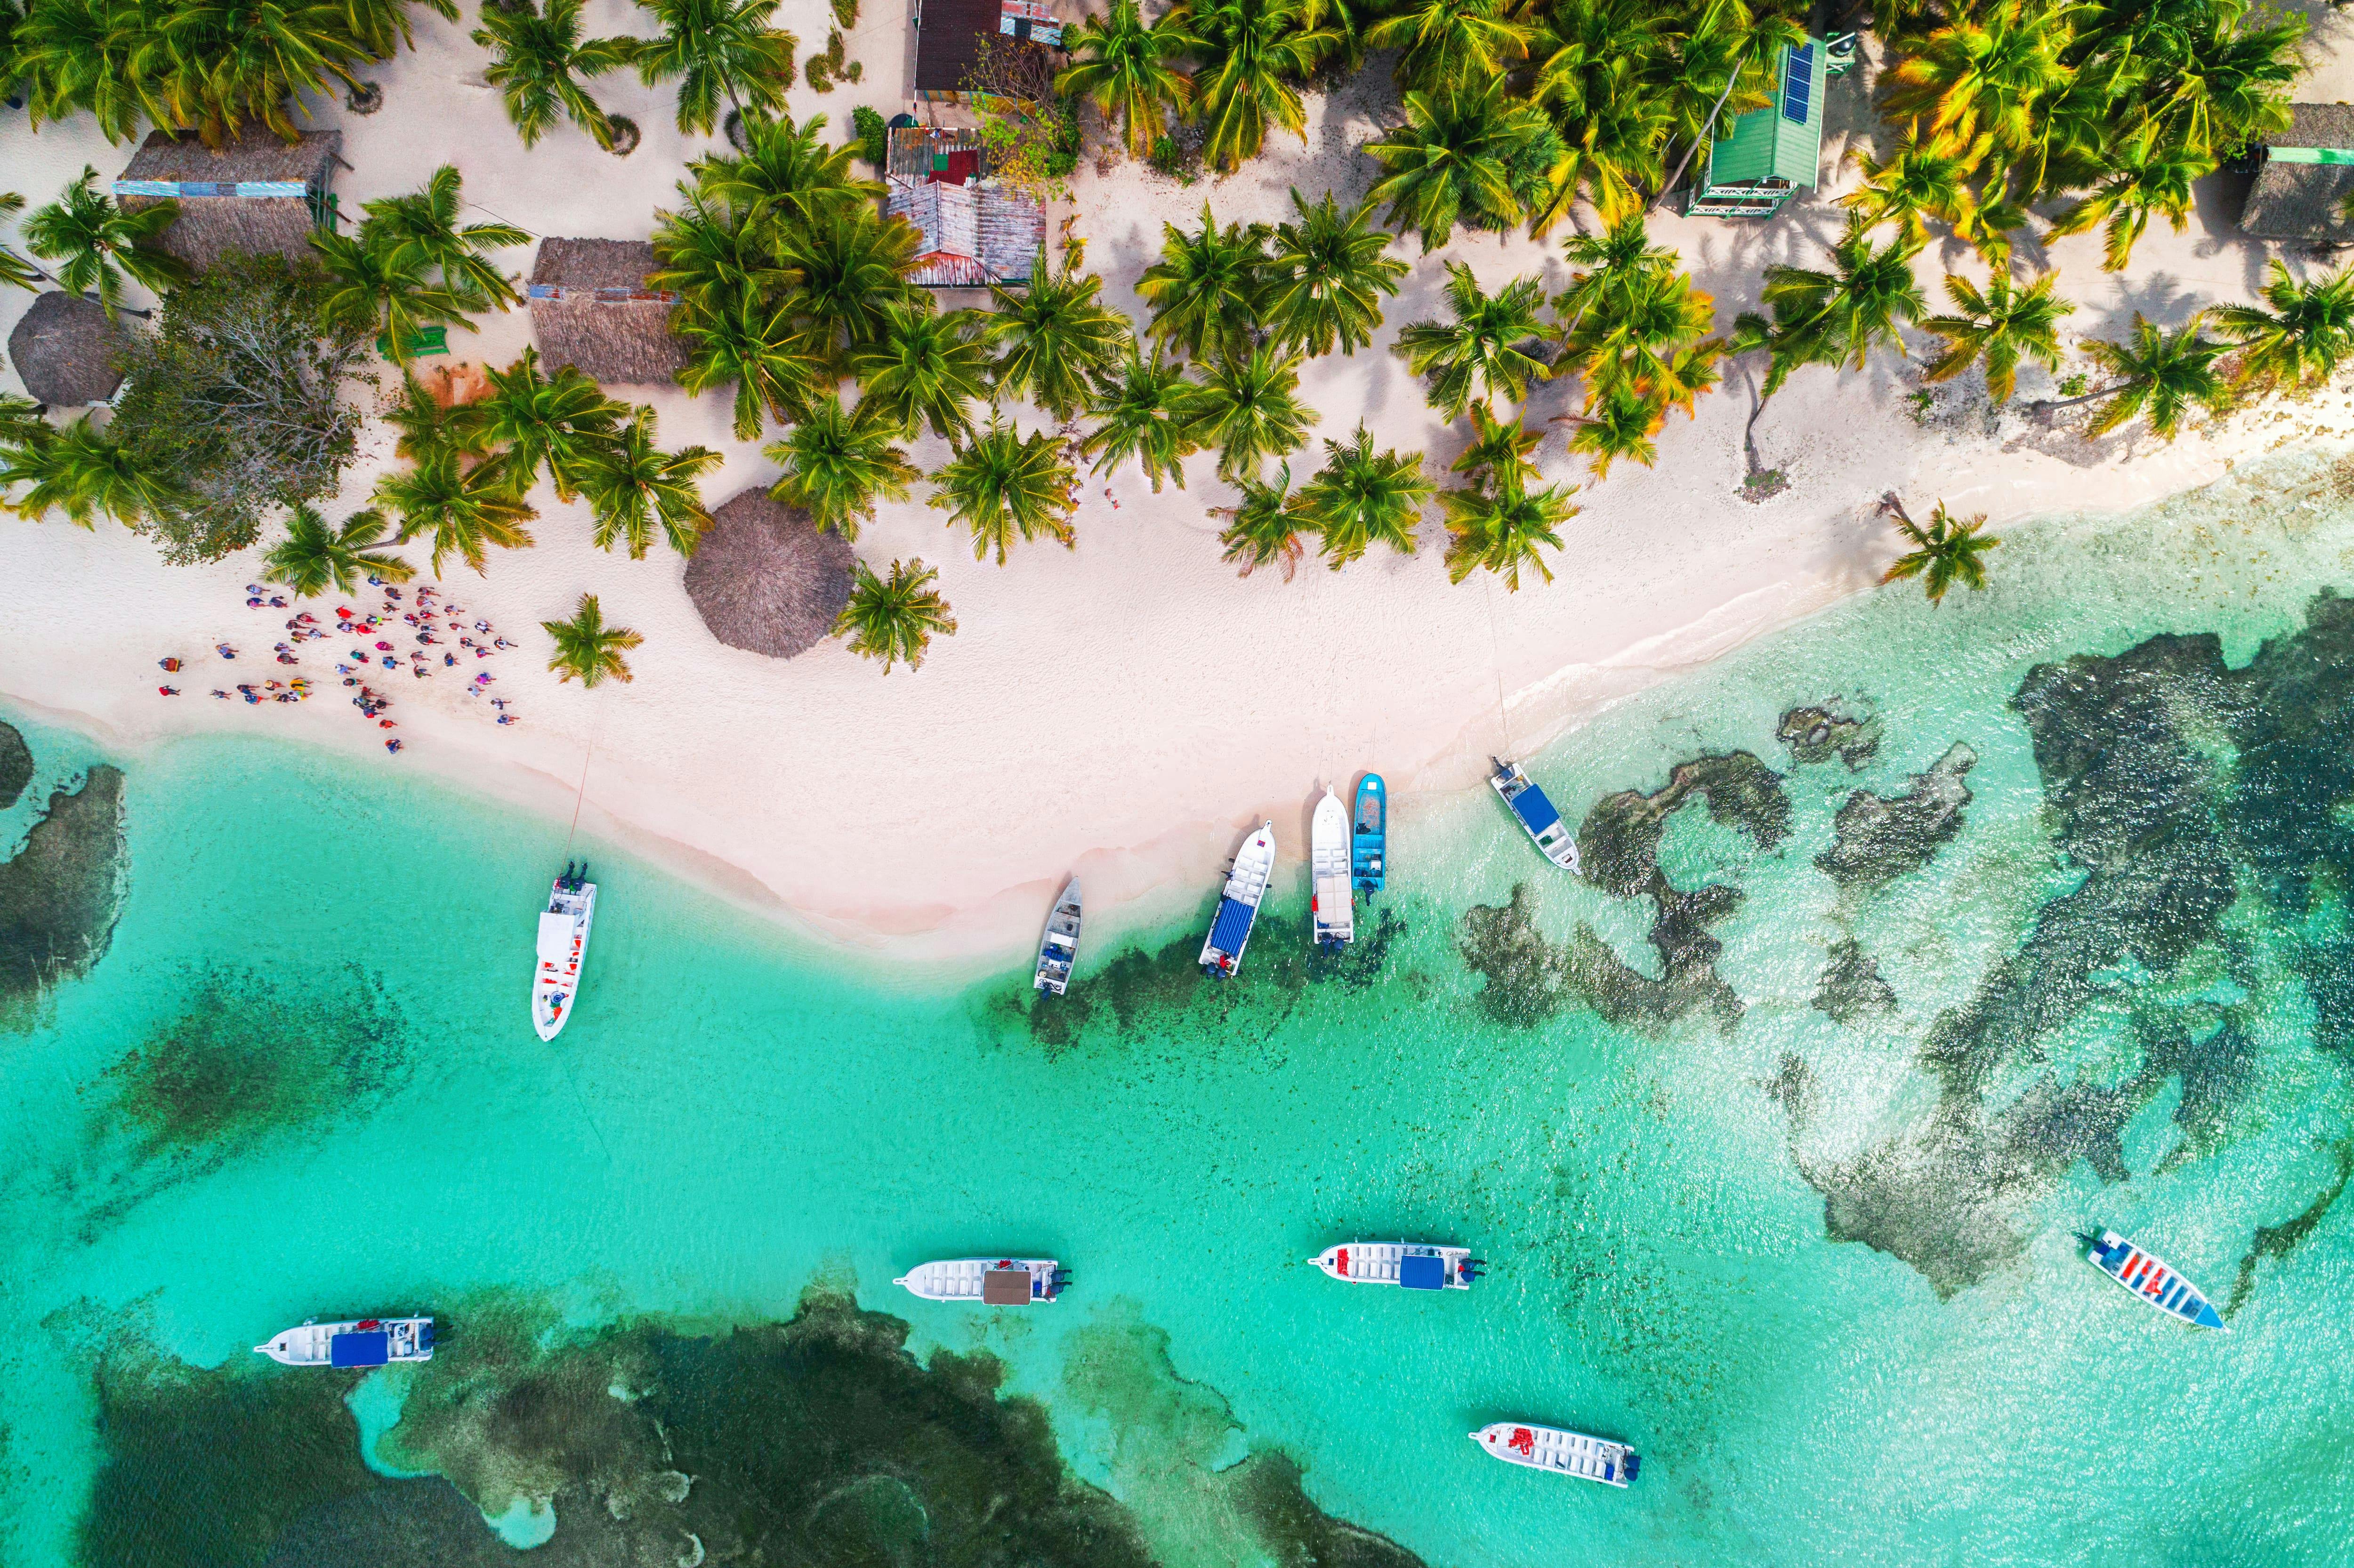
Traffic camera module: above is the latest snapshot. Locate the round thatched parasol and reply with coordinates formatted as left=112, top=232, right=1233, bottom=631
left=685, top=489, right=857, bottom=659
left=7, top=292, right=126, bottom=408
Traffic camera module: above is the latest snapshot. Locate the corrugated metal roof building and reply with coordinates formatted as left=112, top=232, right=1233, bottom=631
left=885, top=177, right=1044, bottom=288
left=1688, top=40, right=1826, bottom=219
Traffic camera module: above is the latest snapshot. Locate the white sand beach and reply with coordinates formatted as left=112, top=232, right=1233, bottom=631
left=8, top=0, right=2354, bottom=960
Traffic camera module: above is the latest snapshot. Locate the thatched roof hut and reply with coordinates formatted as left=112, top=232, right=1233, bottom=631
left=7, top=292, right=126, bottom=407
left=684, top=489, right=856, bottom=660
left=2241, top=105, right=2354, bottom=243
left=115, top=129, right=343, bottom=271
left=528, top=239, right=688, bottom=387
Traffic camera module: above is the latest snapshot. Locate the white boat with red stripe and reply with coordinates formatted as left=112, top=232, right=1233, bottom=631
left=1311, top=1241, right=1480, bottom=1290
left=1469, top=1422, right=1638, bottom=1487
left=2085, top=1229, right=2226, bottom=1329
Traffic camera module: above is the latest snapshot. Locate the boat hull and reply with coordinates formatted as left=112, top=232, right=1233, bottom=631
left=532, top=878, right=596, bottom=1041
left=1312, top=1241, right=1475, bottom=1290
left=1034, top=877, right=1082, bottom=994
left=1352, top=773, right=1386, bottom=893
left=894, top=1257, right=1065, bottom=1305
left=1469, top=1422, right=1637, bottom=1488
left=2086, top=1230, right=2226, bottom=1329
left=255, top=1316, right=435, bottom=1367
left=1200, top=823, right=1276, bottom=978
left=1311, top=789, right=1354, bottom=949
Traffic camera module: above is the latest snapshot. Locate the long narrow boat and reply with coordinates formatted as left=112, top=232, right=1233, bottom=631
left=1469, top=1422, right=1639, bottom=1488
left=255, top=1316, right=435, bottom=1368
left=1311, top=788, right=1354, bottom=950
left=2085, top=1230, right=2226, bottom=1329
left=1311, top=1241, right=1479, bottom=1290
left=1034, top=877, right=1082, bottom=994
left=532, top=861, right=596, bottom=1041
left=1352, top=773, right=1386, bottom=894
left=1489, top=758, right=1580, bottom=873
left=1200, top=822, right=1275, bottom=978
left=894, top=1258, right=1068, bottom=1305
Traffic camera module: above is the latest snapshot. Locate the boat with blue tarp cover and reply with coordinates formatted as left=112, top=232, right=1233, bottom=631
left=1312, top=1241, right=1480, bottom=1290
left=2085, top=1230, right=2226, bottom=1328
left=1200, top=822, right=1275, bottom=977
left=1352, top=773, right=1386, bottom=893
left=1489, top=758, right=1579, bottom=872
left=1471, top=1422, right=1639, bottom=1488
left=255, top=1316, right=435, bottom=1367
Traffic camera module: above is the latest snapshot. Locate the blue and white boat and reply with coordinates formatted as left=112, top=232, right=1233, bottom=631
left=1489, top=758, right=1579, bottom=873
left=2085, top=1230, right=2226, bottom=1329
left=1033, top=877, right=1082, bottom=994
left=1352, top=773, right=1386, bottom=893
left=1311, top=789, right=1354, bottom=950
left=1312, top=1241, right=1480, bottom=1290
left=255, top=1316, right=435, bottom=1367
left=1470, top=1422, right=1638, bottom=1488
left=1200, top=821, right=1275, bottom=978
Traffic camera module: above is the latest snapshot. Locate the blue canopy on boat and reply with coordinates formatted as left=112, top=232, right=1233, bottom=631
left=331, top=1330, right=390, bottom=1367
left=1399, top=1254, right=1445, bottom=1291
left=1510, top=785, right=1562, bottom=835
left=1208, top=897, right=1255, bottom=957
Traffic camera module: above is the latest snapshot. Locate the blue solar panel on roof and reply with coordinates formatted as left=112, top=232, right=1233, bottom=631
left=1782, top=44, right=1814, bottom=124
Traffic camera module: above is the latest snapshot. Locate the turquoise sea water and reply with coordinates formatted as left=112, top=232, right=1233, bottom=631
left=6, top=451, right=2354, bottom=1567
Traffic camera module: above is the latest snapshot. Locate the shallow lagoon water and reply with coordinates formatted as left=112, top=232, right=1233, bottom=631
left=4, top=451, right=2354, bottom=1565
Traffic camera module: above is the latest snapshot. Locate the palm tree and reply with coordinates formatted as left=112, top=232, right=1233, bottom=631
left=1211, top=461, right=1306, bottom=579
left=1262, top=190, right=1405, bottom=358
left=835, top=557, right=956, bottom=672
left=384, top=370, right=487, bottom=466
left=1557, top=265, right=1718, bottom=407
left=578, top=407, right=720, bottom=558
left=2034, top=312, right=2227, bottom=440
left=1554, top=214, right=1678, bottom=338
left=1840, top=126, right=1986, bottom=248
left=1878, top=0, right=2074, bottom=155
left=628, top=0, right=796, bottom=136
left=0, top=194, right=48, bottom=294
left=676, top=289, right=815, bottom=439
left=1056, top=0, right=1193, bottom=157
left=782, top=207, right=923, bottom=362
left=1556, top=382, right=1665, bottom=478
left=1920, top=270, right=2072, bottom=406
left=311, top=229, right=474, bottom=366
left=853, top=304, right=996, bottom=444
left=1136, top=205, right=1270, bottom=362
left=649, top=187, right=792, bottom=319
left=1879, top=495, right=1998, bottom=605
left=927, top=422, right=1076, bottom=564
left=473, top=0, right=632, bottom=151
left=542, top=593, right=643, bottom=686
left=2045, top=124, right=2209, bottom=273
left=359, top=166, right=529, bottom=314
left=373, top=447, right=539, bottom=575
left=1442, top=470, right=1577, bottom=588
left=984, top=258, right=1132, bottom=423
left=1177, top=345, right=1315, bottom=482
left=1728, top=217, right=1927, bottom=397
left=453, top=347, right=625, bottom=498
left=1083, top=347, right=1200, bottom=492
left=765, top=397, right=918, bottom=538
left=0, top=417, right=180, bottom=527
left=155, top=0, right=369, bottom=145
left=1363, top=81, right=1564, bottom=254
left=11, top=0, right=156, bottom=144
left=261, top=505, right=414, bottom=595
left=692, top=112, right=879, bottom=233
left=1526, top=0, right=1669, bottom=227
left=0, top=395, right=48, bottom=445
left=1164, top=0, right=1336, bottom=171
left=1452, top=401, right=1541, bottom=489
left=1394, top=265, right=1553, bottom=422
left=2212, top=262, right=2354, bottom=393
left=22, top=167, right=187, bottom=317
left=1364, top=0, right=1532, bottom=91
left=1293, top=425, right=1432, bottom=569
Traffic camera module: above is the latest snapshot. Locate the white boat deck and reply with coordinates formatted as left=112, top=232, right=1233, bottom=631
left=1471, top=1422, right=1637, bottom=1487
left=895, top=1257, right=1064, bottom=1305
left=1312, top=1241, right=1474, bottom=1290
left=1312, top=789, right=1354, bottom=946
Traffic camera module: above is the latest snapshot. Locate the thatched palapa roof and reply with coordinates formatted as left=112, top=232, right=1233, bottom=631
left=2241, top=105, right=2354, bottom=244
left=7, top=292, right=126, bottom=407
left=528, top=239, right=689, bottom=387
left=115, top=128, right=342, bottom=271
left=684, top=489, right=856, bottom=660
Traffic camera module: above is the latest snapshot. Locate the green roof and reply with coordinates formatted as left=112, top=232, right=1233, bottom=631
left=1701, top=39, right=1826, bottom=191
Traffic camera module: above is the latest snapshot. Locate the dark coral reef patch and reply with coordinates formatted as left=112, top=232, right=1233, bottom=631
left=0, top=719, right=32, bottom=808
left=0, top=761, right=127, bottom=1027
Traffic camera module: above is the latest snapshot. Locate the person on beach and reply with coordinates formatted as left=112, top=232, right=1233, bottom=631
left=493, top=636, right=514, bottom=650
left=386, top=739, right=403, bottom=754
left=158, top=685, right=178, bottom=696
left=497, top=713, right=517, bottom=725
left=443, top=653, right=457, bottom=667
left=218, top=644, right=236, bottom=659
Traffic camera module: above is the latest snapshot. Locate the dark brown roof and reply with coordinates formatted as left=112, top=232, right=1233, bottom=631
left=527, top=239, right=689, bottom=387
left=115, top=129, right=341, bottom=272
left=2241, top=104, right=2354, bottom=242
left=683, top=488, right=857, bottom=659
left=914, top=0, right=1002, bottom=90
left=7, top=292, right=126, bottom=407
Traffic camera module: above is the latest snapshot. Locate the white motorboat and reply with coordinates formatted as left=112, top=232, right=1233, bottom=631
left=532, top=861, right=596, bottom=1041
left=2085, top=1230, right=2227, bottom=1329
left=1311, top=1241, right=1480, bottom=1290
left=1489, top=758, right=1580, bottom=873
left=894, top=1257, right=1068, bottom=1305
left=1311, top=788, right=1354, bottom=950
left=1470, top=1422, right=1639, bottom=1487
left=254, top=1316, right=435, bottom=1368
left=1034, top=877, right=1081, bottom=994
left=1200, top=821, right=1275, bottom=978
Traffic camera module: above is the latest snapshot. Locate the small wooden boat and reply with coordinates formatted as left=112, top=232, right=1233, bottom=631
left=1311, top=788, right=1354, bottom=950
left=255, top=1317, right=435, bottom=1367
left=1311, top=1241, right=1480, bottom=1290
left=1489, top=758, right=1579, bottom=873
left=1352, top=773, right=1386, bottom=893
left=894, top=1257, right=1068, bottom=1305
left=2085, top=1230, right=2226, bottom=1329
left=1470, top=1422, right=1638, bottom=1488
left=1034, top=877, right=1081, bottom=994
left=1200, top=822, right=1275, bottom=978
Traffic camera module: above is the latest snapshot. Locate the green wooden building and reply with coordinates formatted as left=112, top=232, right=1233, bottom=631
left=1687, top=39, right=1826, bottom=219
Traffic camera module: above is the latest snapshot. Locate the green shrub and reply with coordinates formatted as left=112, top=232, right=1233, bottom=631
left=852, top=105, right=888, bottom=169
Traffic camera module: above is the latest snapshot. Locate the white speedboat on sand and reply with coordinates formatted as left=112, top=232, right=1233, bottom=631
left=1200, top=822, right=1275, bottom=978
